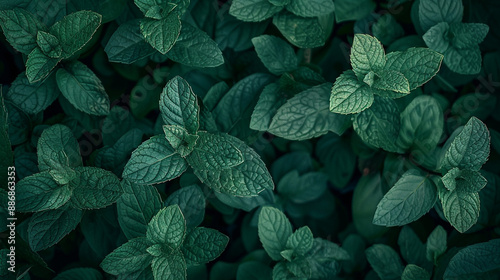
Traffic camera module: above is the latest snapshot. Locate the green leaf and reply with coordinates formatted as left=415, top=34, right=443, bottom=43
left=330, top=70, right=374, bottom=114
left=16, top=171, right=71, bottom=212
left=372, top=70, right=410, bottom=95
left=146, top=205, right=186, bottom=248
left=353, top=96, right=401, bottom=153
left=28, top=206, right=83, bottom=251
left=438, top=184, right=480, bottom=233
left=287, top=257, right=311, bottom=278
left=272, top=11, right=333, bottom=48
left=100, top=237, right=152, bottom=275
left=269, top=83, right=351, bottom=141
left=69, top=167, right=122, bottom=209
left=385, top=48, right=443, bottom=90
left=164, top=185, right=205, bottom=228
left=442, top=168, right=487, bottom=193
left=104, top=19, right=156, bottom=64
left=305, top=238, right=350, bottom=278
left=117, top=180, right=162, bottom=239
left=192, top=134, right=274, bottom=196
left=372, top=14, right=405, bottom=46
left=0, top=8, right=46, bottom=54
left=444, top=239, right=500, bottom=280
left=36, top=31, right=62, bottom=58
left=7, top=72, right=60, bottom=115
left=56, top=61, right=110, bottom=116
left=402, top=264, right=431, bottom=280
left=25, top=47, right=60, bottom=83
left=365, top=244, right=404, bottom=280
left=53, top=267, right=103, bottom=280
left=426, top=225, right=447, bottom=263
left=374, top=169, right=437, bottom=226
left=166, top=22, right=224, bottom=68
left=181, top=227, right=229, bottom=265
left=122, top=135, right=188, bottom=185
left=163, top=125, right=198, bottom=157
left=315, top=133, right=355, bottom=189
left=398, top=226, right=427, bottom=267
left=160, top=76, right=199, bottom=134
left=272, top=262, right=297, bottom=280
left=397, top=95, right=444, bottom=153
left=251, top=35, right=298, bottom=75
left=140, top=13, right=180, bottom=55
left=419, top=0, right=463, bottom=32
left=286, top=226, right=313, bottom=256
left=285, top=0, right=335, bottom=18
left=350, top=34, right=386, bottom=79
left=237, top=261, right=273, bottom=280
left=37, top=124, right=82, bottom=172
left=187, top=132, right=243, bottom=171
left=229, top=0, right=282, bottom=22
left=449, top=23, right=489, bottom=49
left=335, top=0, right=376, bottom=23
left=440, top=117, right=490, bottom=172
left=443, top=46, right=482, bottom=75
left=258, top=206, right=293, bottom=261
left=250, top=83, right=287, bottom=131
left=49, top=10, right=102, bottom=58
left=422, top=22, right=451, bottom=53
left=277, top=170, right=328, bottom=203
left=151, top=253, right=187, bottom=280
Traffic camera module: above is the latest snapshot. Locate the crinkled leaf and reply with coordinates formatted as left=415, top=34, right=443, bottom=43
left=181, top=227, right=229, bottom=265
left=444, top=47, right=482, bottom=75
left=258, top=206, right=293, bottom=261
left=146, top=205, right=186, bottom=248
left=36, top=31, right=62, bottom=58
left=229, top=0, right=282, bottom=22
left=438, top=184, right=480, bottom=233
left=100, top=237, right=153, bottom=275
left=272, top=11, right=332, bottom=48
left=419, top=0, right=463, bottom=32
left=285, top=0, right=334, bottom=18
left=140, top=13, right=180, bottom=55
left=16, top=171, right=71, bottom=212
left=0, top=8, right=46, bottom=54
left=186, top=132, right=243, bottom=171
left=402, top=264, right=431, bottom=280
left=450, top=23, right=489, bottom=49
left=151, top=253, right=186, bottom=280
left=25, top=47, right=60, bottom=83
left=252, top=35, right=297, bottom=75
left=160, top=76, right=199, bottom=134
left=372, top=69, right=410, bottom=95
left=69, top=167, right=122, bottom=209
left=286, top=226, right=313, bottom=256
left=165, top=185, right=205, bottom=228
left=350, top=34, right=386, bottom=79
left=37, top=124, right=82, bottom=171
left=330, top=70, right=374, bottom=114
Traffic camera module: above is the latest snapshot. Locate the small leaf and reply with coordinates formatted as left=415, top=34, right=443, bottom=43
left=37, top=124, right=82, bottom=172
left=140, top=13, right=181, bottom=54
left=438, top=184, right=480, bottom=233
left=36, top=31, right=62, bottom=58
left=164, top=185, right=206, bottom=228
left=258, top=206, right=293, bottom=261
left=350, top=34, right=386, bottom=79
left=151, top=253, right=187, bottom=280
left=372, top=69, right=410, bottom=95
left=365, top=244, right=404, bottom=280
left=146, top=205, right=186, bottom=249
left=187, top=132, right=244, bottom=171
left=100, top=237, right=153, bottom=275
left=286, top=226, right=314, bottom=256
left=285, top=0, right=335, bottom=17
left=163, top=125, right=198, bottom=157
left=25, top=47, right=60, bottom=83
left=251, top=35, right=297, bottom=75
left=426, top=225, right=447, bottom=263
left=181, top=227, right=229, bottom=265
left=272, top=11, right=332, bottom=48
left=419, top=0, right=463, bottom=32
left=0, top=8, right=46, bottom=54
left=16, top=171, right=71, bottom=212
left=229, top=0, right=282, bottom=22
left=330, top=70, right=374, bottom=114
left=402, top=264, right=431, bottom=280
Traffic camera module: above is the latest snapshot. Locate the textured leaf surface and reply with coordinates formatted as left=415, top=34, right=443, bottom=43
left=272, top=11, right=331, bottom=48
left=366, top=244, right=404, bottom=280
left=16, top=171, right=71, bottom=212
left=140, top=13, right=180, bottom=54
left=151, top=253, right=186, bottom=280
left=146, top=205, right=186, bottom=248
left=250, top=83, right=286, bottom=131
left=69, top=167, right=122, bottom=209
left=36, top=31, right=62, bottom=58
left=426, top=225, right=447, bottom=263
left=182, top=227, right=229, bottom=265
left=330, top=70, right=374, bottom=114
left=25, top=47, right=60, bottom=83
left=286, top=0, right=335, bottom=17
left=229, top=0, right=282, bottom=22
left=438, top=185, right=480, bottom=233
left=450, top=23, right=489, bottom=49
left=160, top=76, right=199, bottom=133
left=100, top=237, right=153, bottom=275
left=269, top=83, right=351, bottom=140
left=187, top=132, right=243, bottom=171
left=122, top=135, right=188, bottom=185
left=286, top=226, right=313, bottom=256
left=0, top=8, right=46, bottom=54
left=374, top=169, right=437, bottom=226
left=258, top=207, right=293, bottom=261
left=165, top=185, right=205, bottom=228
left=351, top=34, right=386, bottom=79
left=56, top=61, right=110, bottom=116
left=419, top=0, right=463, bottom=32
left=7, top=72, right=60, bottom=114
left=37, top=124, right=82, bottom=171
left=251, top=35, right=297, bottom=75
left=402, top=264, right=431, bottom=280
left=444, top=46, right=482, bottom=75
left=372, top=69, right=410, bottom=94
left=444, top=239, right=500, bottom=280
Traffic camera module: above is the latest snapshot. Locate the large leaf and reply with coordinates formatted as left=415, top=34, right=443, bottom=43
left=251, top=35, right=297, bottom=75
left=0, top=8, right=46, bottom=54
left=16, top=171, right=71, bottom=212
left=419, top=0, right=463, bottom=32
left=68, top=167, right=122, bottom=209
left=181, top=227, right=229, bottom=265
left=444, top=239, right=500, bottom=280
left=7, top=72, right=60, bottom=114
left=37, top=124, right=82, bottom=171
left=100, top=237, right=153, bottom=275
left=146, top=205, right=186, bottom=249
left=187, top=132, right=243, bottom=171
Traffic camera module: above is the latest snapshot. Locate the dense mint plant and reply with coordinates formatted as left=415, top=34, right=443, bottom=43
left=419, top=0, right=489, bottom=75
left=123, top=76, right=274, bottom=196
left=101, top=205, right=228, bottom=280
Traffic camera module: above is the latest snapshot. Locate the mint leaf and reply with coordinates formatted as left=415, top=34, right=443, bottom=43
left=250, top=83, right=286, bottom=131
left=269, top=83, right=351, bottom=140
left=442, top=168, right=487, bottom=193
left=438, top=184, right=480, bottom=233
left=151, top=253, right=186, bottom=280
left=25, top=47, right=60, bottom=83
left=117, top=180, right=162, bottom=240
left=287, top=257, right=311, bottom=278
left=16, top=171, right=71, bottom=212
left=419, top=0, right=463, bottom=32
left=440, top=117, right=490, bottom=172
left=193, top=134, right=274, bottom=196
left=372, top=69, right=410, bottom=94
left=181, top=227, right=229, bottom=265
left=123, top=135, right=188, bottom=185
left=165, top=185, right=205, bottom=228
left=146, top=205, right=186, bottom=249
left=100, top=237, right=153, bottom=275
left=305, top=238, right=350, bottom=278
left=104, top=19, right=156, bottom=64
left=56, top=61, right=110, bottom=116
left=68, top=167, right=122, bottom=209
left=402, top=264, right=431, bottom=280
left=398, top=226, right=427, bottom=267
left=49, top=11, right=102, bottom=58
left=374, top=169, right=437, bottom=226
left=7, top=72, right=59, bottom=114
left=251, top=35, right=298, bottom=75
left=277, top=170, right=327, bottom=203
left=351, top=34, right=386, bottom=79
left=163, top=125, right=198, bottom=157
left=286, top=226, right=313, bottom=256
left=36, top=31, right=62, bottom=58
left=28, top=206, right=83, bottom=251
left=258, top=206, right=293, bottom=261
left=444, top=46, right=482, bottom=75
left=373, top=14, right=404, bottom=46
left=335, top=0, right=376, bottom=23
left=229, top=0, right=282, bottom=22
left=187, top=132, right=244, bottom=171
left=285, top=0, right=335, bottom=18
left=353, top=96, right=400, bottom=153
left=385, top=48, right=443, bottom=90
left=330, top=70, right=374, bottom=114
left=160, top=76, right=199, bottom=134
left=365, top=244, right=404, bottom=280
left=444, top=239, right=500, bottom=280
left=37, top=124, right=82, bottom=172
left=397, top=95, right=444, bottom=153
left=450, top=22, right=489, bottom=49
left=272, top=11, right=332, bottom=48
left=422, top=22, right=451, bottom=53
left=0, top=8, right=46, bottom=54
left=426, top=225, right=447, bottom=263
left=166, top=22, right=224, bottom=68
left=140, top=13, right=180, bottom=55
left=273, top=262, right=296, bottom=279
